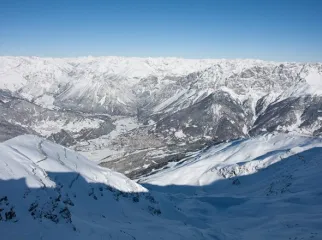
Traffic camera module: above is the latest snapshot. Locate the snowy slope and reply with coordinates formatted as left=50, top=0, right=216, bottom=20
left=140, top=133, right=322, bottom=239
left=141, top=133, right=322, bottom=186
left=0, top=135, right=144, bottom=192
left=0, top=135, right=160, bottom=239
left=1, top=134, right=322, bottom=239
left=0, top=135, right=228, bottom=239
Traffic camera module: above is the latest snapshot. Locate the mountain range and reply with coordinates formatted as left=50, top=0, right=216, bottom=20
left=0, top=56, right=322, bottom=178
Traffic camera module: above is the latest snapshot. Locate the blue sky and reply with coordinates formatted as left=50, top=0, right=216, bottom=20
left=0, top=0, right=321, bottom=62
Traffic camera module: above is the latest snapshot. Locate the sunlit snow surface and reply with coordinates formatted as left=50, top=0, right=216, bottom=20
left=0, top=135, right=144, bottom=192
left=1, top=134, right=322, bottom=239
left=141, top=133, right=322, bottom=239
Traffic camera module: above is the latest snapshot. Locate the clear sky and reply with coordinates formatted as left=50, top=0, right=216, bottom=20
left=1, top=0, right=321, bottom=62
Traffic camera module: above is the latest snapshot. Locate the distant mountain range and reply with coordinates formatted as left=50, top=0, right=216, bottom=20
left=0, top=56, right=322, bottom=177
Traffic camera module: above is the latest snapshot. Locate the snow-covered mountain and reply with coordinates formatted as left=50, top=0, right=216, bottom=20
left=0, top=135, right=202, bottom=239
left=1, top=134, right=322, bottom=239
left=140, top=133, right=322, bottom=186
left=140, top=133, right=322, bottom=240
left=0, top=56, right=322, bottom=177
